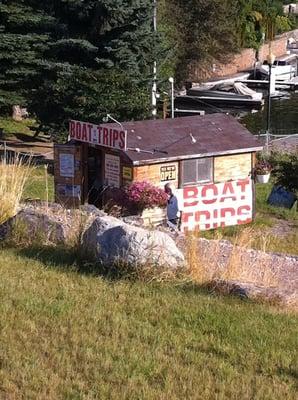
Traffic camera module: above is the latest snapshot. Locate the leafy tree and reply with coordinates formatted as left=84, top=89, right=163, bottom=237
left=236, top=0, right=289, bottom=49
left=0, top=0, right=157, bottom=140
left=159, top=0, right=239, bottom=84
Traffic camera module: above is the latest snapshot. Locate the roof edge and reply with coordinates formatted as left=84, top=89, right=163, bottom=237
left=132, top=146, right=263, bottom=166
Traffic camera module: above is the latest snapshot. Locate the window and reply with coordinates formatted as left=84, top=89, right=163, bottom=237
left=182, top=158, right=213, bottom=186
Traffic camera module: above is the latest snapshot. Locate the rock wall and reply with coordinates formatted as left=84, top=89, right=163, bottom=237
left=189, top=28, right=298, bottom=81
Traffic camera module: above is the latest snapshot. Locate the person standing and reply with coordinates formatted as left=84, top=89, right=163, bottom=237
left=164, top=183, right=180, bottom=227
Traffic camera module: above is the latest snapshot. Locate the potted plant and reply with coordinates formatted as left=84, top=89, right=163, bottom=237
left=125, top=181, right=168, bottom=225
left=255, top=159, right=272, bottom=184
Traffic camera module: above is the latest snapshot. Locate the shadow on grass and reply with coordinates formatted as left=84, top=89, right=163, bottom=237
left=11, top=245, right=251, bottom=304
left=13, top=245, right=213, bottom=297
left=15, top=245, right=102, bottom=276
left=15, top=244, right=188, bottom=284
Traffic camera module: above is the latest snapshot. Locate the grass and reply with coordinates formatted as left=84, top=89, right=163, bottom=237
left=22, top=165, right=54, bottom=202
left=0, top=247, right=297, bottom=399
left=0, top=158, right=31, bottom=225
left=0, top=117, right=36, bottom=140
left=255, top=183, right=298, bottom=222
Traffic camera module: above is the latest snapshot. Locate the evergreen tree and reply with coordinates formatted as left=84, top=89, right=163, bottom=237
left=0, top=0, right=156, bottom=139
left=0, top=1, right=55, bottom=112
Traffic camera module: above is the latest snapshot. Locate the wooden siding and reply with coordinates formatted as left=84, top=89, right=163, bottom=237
left=134, top=162, right=179, bottom=188
left=214, top=153, right=252, bottom=182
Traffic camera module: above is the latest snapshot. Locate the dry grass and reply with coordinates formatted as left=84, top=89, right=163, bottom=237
left=186, top=228, right=278, bottom=288
left=0, top=157, right=31, bottom=225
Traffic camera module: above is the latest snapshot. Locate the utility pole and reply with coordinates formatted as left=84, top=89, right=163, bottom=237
left=266, top=52, right=275, bottom=153
left=152, top=0, right=157, bottom=119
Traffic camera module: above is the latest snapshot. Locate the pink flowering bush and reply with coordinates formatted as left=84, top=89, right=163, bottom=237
left=125, top=181, right=168, bottom=211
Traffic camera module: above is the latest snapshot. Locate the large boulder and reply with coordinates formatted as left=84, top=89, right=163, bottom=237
left=82, top=216, right=185, bottom=269
left=7, top=208, right=69, bottom=244
left=1, top=203, right=106, bottom=245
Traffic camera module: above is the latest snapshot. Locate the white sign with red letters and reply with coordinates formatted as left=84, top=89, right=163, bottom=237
left=69, top=119, right=127, bottom=150
left=177, top=178, right=253, bottom=232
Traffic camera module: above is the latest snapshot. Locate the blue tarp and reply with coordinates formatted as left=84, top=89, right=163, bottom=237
left=267, top=186, right=297, bottom=209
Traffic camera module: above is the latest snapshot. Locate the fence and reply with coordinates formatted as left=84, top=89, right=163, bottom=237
left=0, top=141, right=53, bottom=164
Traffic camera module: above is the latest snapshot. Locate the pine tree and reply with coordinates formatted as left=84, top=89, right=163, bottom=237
left=0, top=1, right=56, bottom=112
left=0, top=0, right=156, bottom=139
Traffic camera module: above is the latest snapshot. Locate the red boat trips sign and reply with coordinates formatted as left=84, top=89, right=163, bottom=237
left=177, top=178, right=253, bottom=232
left=69, top=119, right=127, bottom=150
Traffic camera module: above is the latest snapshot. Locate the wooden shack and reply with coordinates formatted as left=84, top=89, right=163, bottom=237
left=54, top=114, right=263, bottom=231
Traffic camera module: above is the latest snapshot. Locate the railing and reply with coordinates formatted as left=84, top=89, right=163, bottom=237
left=257, top=133, right=298, bottom=142
left=257, top=132, right=298, bottom=153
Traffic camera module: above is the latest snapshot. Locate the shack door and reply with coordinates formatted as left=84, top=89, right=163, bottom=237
left=54, top=144, right=87, bottom=207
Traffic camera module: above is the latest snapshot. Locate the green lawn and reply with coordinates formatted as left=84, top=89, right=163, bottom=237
left=0, top=248, right=297, bottom=399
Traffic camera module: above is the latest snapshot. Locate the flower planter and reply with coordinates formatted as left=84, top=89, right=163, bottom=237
left=141, top=207, right=167, bottom=226
left=256, top=173, right=270, bottom=184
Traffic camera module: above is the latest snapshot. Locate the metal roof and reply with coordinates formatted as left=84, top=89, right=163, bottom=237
left=110, top=114, right=263, bottom=165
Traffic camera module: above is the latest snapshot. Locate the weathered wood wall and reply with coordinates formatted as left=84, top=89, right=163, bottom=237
left=54, top=144, right=84, bottom=207
left=134, top=162, right=179, bottom=188
left=133, top=154, right=253, bottom=188
left=214, top=153, right=252, bottom=182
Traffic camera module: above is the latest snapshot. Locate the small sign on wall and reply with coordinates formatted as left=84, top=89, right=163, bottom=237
left=105, top=154, right=120, bottom=188
left=123, top=166, right=133, bottom=180
left=160, top=165, right=177, bottom=181
left=59, top=153, right=74, bottom=178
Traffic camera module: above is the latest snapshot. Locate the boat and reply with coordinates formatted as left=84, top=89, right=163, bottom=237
left=258, top=60, right=296, bottom=81
left=174, top=82, right=264, bottom=110
left=287, top=41, right=298, bottom=55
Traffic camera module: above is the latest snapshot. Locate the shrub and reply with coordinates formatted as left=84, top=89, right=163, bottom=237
left=269, top=152, right=298, bottom=195
left=125, top=181, right=168, bottom=212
